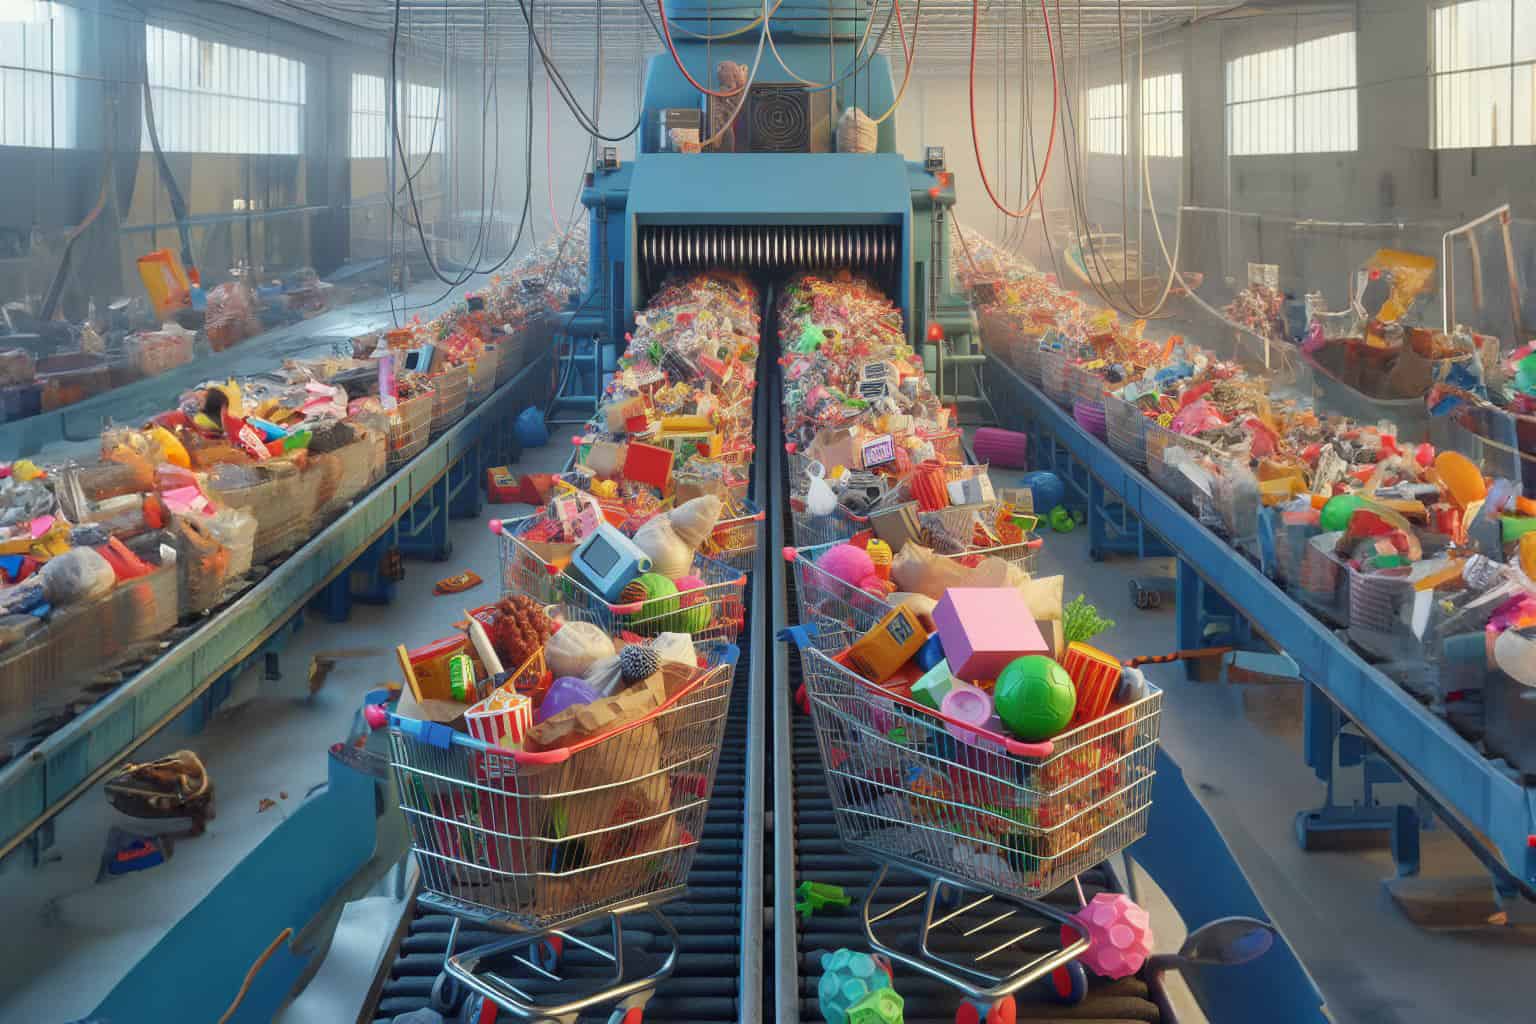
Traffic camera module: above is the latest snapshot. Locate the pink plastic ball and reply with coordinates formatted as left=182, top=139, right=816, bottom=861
left=675, top=574, right=707, bottom=594
left=817, top=544, right=875, bottom=587
left=1064, top=893, right=1153, bottom=980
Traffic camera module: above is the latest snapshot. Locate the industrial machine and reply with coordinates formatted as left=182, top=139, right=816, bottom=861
left=561, top=0, right=979, bottom=401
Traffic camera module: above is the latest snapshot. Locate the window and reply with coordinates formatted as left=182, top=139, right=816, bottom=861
left=1226, top=31, right=1358, bottom=155
left=143, top=25, right=306, bottom=155
left=1141, top=72, right=1183, bottom=158
left=1432, top=0, right=1536, bottom=148
left=1085, top=83, right=1125, bottom=155
left=349, top=73, right=445, bottom=160
left=0, top=0, right=77, bottom=148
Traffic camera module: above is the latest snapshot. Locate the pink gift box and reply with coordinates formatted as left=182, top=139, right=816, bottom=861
left=465, top=683, right=533, bottom=747
left=932, top=587, right=1048, bottom=682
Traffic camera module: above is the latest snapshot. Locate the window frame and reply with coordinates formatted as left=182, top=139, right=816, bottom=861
left=1224, top=28, right=1359, bottom=156
left=348, top=71, right=446, bottom=163
left=1085, top=81, right=1127, bottom=156
left=1430, top=0, right=1536, bottom=149
left=0, top=0, right=78, bottom=149
left=1141, top=71, right=1184, bottom=159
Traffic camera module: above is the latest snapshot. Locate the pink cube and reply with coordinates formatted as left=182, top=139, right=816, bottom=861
left=932, top=587, right=1048, bottom=681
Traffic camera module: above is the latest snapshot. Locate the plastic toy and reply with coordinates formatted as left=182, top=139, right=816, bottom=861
left=1066, top=892, right=1153, bottom=980
left=932, top=587, right=1048, bottom=682
left=1019, top=470, right=1064, bottom=512
left=972, top=427, right=1029, bottom=469
left=569, top=522, right=653, bottom=601
left=796, top=880, right=852, bottom=919
left=913, top=632, right=945, bottom=671
left=911, top=659, right=954, bottom=709
left=940, top=680, right=994, bottom=744
left=535, top=676, right=600, bottom=724
left=865, top=539, right=893, bottom=580
left=514, top=405, right=549, bottom=447
left=1047, top=506, right=1076, bottom=533
left=847, top=605, right=927, bottom=683
left=846, top=988, right=904, bottom=1024
left=618, top=645, right=661, bottom=684
left=666, top=574, right=712, bottom=633
left=993, top=656, right=1077, bottom=741
left=632, top=571, right=680, bottom=619
left=1318, top=493, right=1365, bottom=533
left=818, top=543, right=878, bottom=591
left=818, top=948, right=894, bottom=1024
left=623, top=440, right=675, bottom=492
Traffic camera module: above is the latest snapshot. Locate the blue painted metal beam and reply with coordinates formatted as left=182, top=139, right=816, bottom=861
left=0, top=351, right=552, bottom=865
left=987, top=355, right=1536, bottom=892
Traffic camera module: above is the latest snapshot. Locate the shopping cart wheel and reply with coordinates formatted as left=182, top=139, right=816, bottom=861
left=604, top=1007, right=644, bottom=1024
left=956, top=996, right=1016, bottom=1024
left=533, top=935, right=563, bottom=972
left=1045, top=961, right=1088, bottom=1005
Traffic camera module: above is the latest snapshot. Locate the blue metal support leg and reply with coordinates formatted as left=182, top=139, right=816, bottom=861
left=398, top=474, right=452, bottom=561
left=448, top=446, right=483, bottom=520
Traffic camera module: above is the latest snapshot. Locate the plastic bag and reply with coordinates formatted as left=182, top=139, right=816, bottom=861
left=545, top=620, right=616, bottom=679
left=41, top=546, right=117, bottom=607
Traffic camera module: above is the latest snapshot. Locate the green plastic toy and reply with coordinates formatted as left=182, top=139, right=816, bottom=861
left=847, top=988, right=905, bottom=1024
left=1048, top=505, right=1076, bottom=533
left=797, top=880, right=853, bottom=919
left=1319, top=493, right=1366, bottom=533
left=994, top=655, right=1077, bottom=741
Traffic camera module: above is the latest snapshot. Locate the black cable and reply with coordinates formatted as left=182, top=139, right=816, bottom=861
left=141, top=74, right=195, bottom=280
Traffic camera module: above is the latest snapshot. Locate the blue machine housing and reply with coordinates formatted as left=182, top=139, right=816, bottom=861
left=562, top=7, right=975, bottom=371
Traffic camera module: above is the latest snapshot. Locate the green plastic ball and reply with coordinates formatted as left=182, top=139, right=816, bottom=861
left=634, top=571, right=679, bottom=625
left=994, top=656, right=1077, bottom=741
left=665, top=578, right=713, bottom=633
left=1320, top=493, right=1365, bottom=533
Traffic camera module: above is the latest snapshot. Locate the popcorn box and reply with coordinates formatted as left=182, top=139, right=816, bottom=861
left=465, top=682, right=534, bottom=746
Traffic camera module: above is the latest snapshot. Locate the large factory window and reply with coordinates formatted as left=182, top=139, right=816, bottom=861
left=1432, top=0, right=1536, bottom=148
left=1141, top=72, right=1183, bottom=158
left=142, top=24, right=306, bottom=155
left=1085, top=82, right=1126, bottom=155
left=1226, top=30, right=1357, bottom=155
left=349, top=73, right=445, bottom=161
left=0, top=0, right=77, bottom=149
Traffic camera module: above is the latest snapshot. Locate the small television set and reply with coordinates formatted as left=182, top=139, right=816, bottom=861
left=568, top=522, right=652, bottom=601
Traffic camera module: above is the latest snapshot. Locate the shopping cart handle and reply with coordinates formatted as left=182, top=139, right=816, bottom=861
left=782, top=547, right=798, bottom=562
left=394, top=716, right=457, bottom=750
left=1002, top=737, right=1055, bottom=758
left=489, top=519, right=504, bottom=535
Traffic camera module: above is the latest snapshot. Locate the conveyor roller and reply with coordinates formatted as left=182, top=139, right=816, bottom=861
left=638, top=224, right=900, bottom=294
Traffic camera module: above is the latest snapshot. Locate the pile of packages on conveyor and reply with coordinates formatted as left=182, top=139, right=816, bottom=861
left=381, top=270, right=760, bottom=914
left=969, top=227, right=1536, bottom=769
left=0, top=234, right=582, bottom=757
left=778, top=269, right=1167, bottom=895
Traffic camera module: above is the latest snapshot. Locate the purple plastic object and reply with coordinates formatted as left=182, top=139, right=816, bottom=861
left=1073, top=399, right=1108, bottom=439
left=940, top=681, right=994, bottom=745
left=535, top=676, right=599, bottom=724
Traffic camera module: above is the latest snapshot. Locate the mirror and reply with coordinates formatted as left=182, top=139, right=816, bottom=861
left=1177, top=917, right=1277, bottom=967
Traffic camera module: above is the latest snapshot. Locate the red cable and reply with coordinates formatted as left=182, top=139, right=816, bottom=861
left=971, top=0, right=1057, bottom=218
left=658, top=0, right=747, bottom=99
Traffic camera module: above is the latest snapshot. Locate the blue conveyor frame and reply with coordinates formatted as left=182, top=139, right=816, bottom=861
left=986, top=354, right=1536, bottom=899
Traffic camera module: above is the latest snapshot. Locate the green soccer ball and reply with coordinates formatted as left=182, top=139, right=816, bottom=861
left=994, top=656, right=1077, bottom=741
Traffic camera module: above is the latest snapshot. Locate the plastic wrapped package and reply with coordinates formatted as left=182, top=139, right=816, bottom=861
left=125, top=325, right=196, bottom=376
left=170, top=514, right=232, bottom=616
left=204, top=279, right=262, bottom=350
left=0, top=348, right=36, bottom=387
left=206, top=507, right=258, bottom=579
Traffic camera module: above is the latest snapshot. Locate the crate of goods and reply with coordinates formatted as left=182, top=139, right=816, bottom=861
left=1143, top=421, right=1208, bottom=511
left=204, top=460, right=309, bottom=565
left=387, top=388, right=435, bottom=466
left=1039, top=348, right=1072, bottom=406
left=313, top=418, right=388, bottom=519
left=1103, top=394, right=1149, bottom=470
left=1208, top=458, right=1260, bottom=555
left=1291, top=534, right=1350, bottom=625
left=126, top=328, right=196, bottom=377
left=36, top=354, right=111, bottom=410
left=0, top=563, right=178, bottom=742
left=429, top=363, right=471, bottom=436
left=467, top=351, right=498, bottom=405
left=1345, top=565, right=1427, bottom=666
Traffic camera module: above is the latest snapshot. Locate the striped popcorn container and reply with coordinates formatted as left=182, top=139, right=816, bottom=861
left=1062, top=642, right=1123, bottom=727
left=465, top=682, right=534, bottom=747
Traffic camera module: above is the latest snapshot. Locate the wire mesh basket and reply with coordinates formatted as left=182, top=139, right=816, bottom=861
left=788, top=626, right=1161, bottom=900
left=430, top=363, right=472, bottom=436
left=467, top=351, right=499, bottom=406
left=493, top=514, right=569, bottom=607
left=1143, top=421, right=1208, bottom=511
left=557, top=551, right=748, bottom=643
left=387, top=390, right=435, bottom=466
left=789, top=500, right=872, bottom=549
left=1015, top=332, right=1044, bottom=386
left=1292, top=536, right=1350, bottom=624
left=386, top=640, right=737, bottom=931
left=1103, top=394, right=1149, bottom=471
left=1346, top=566, right=1424, bottom=664
left=1258, top=506, right=1313, bottom=587
left=1208, top=459, right=1260, bottom=555
left=1039, top=349, right=1072, bottom=406
left=1066, top=362, right=1104, bottom=408
left=700, top=498, right=766, bottom=574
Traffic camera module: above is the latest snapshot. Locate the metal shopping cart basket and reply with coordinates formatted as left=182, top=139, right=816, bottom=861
left=375, top=641, right=738, bottom=1024
left=781, top=624, right=1161, bottom=1023
left=556, top=551, right=747, bottom=643
left=699, top=497, right=766, bottom=574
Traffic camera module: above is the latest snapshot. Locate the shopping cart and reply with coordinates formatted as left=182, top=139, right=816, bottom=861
left=372, top=640, right=738, bottom=1024
left=491, top=515, right=569, bottom=607
left=699, top=498, right=766, bottom=574
left=781, top=623, right=1162, bottom=1023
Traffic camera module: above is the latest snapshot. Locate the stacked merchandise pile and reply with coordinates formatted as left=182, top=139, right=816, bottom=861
left=496, top=270, right=762, bottom=638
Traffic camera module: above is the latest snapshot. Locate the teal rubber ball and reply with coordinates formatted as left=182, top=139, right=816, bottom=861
left=994, top=656, right=1077, bottom=741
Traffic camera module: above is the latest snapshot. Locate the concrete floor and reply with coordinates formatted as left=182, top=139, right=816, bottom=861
left=4, top=430, right=1535, bottom=1022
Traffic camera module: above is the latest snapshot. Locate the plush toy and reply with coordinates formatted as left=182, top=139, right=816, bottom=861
left=816, top=543, right=885, bottom=595
left=666, top=574, right=713, bottom=633
left=633, top=494, right=725, bottom=579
